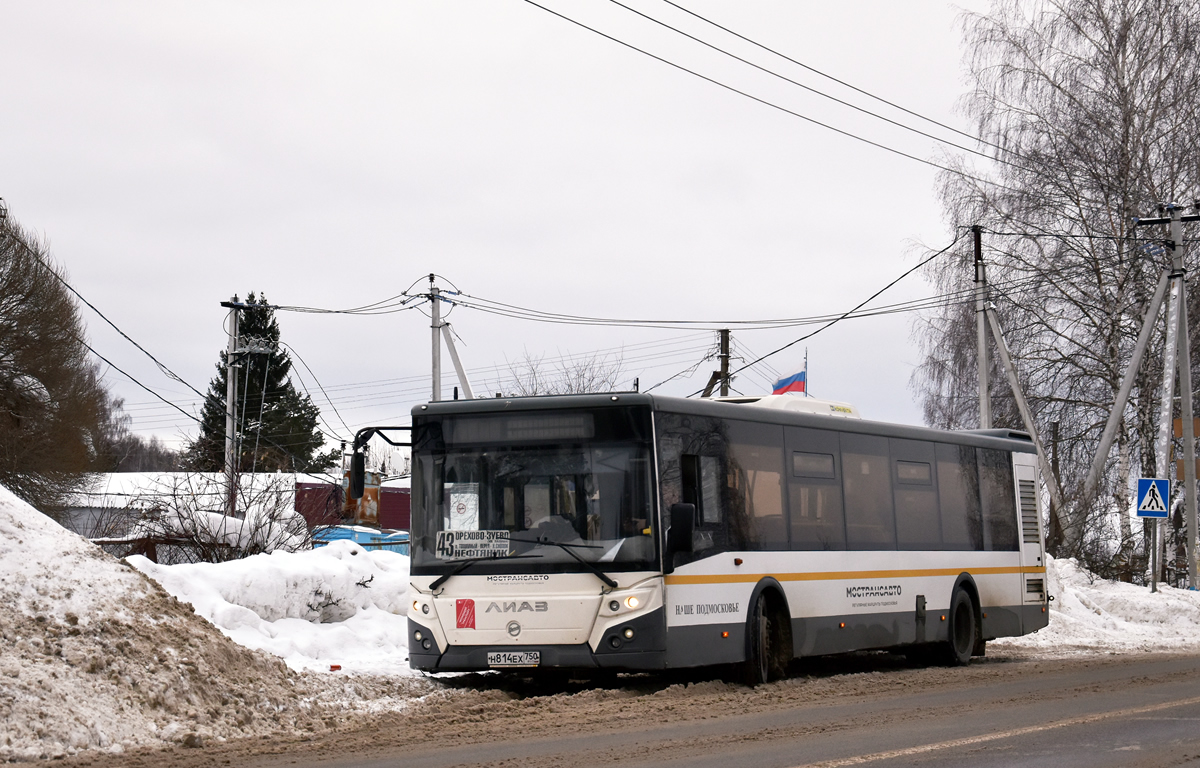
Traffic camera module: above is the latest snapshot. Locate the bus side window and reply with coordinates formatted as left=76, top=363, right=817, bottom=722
left=700, top=456, right=722, bottom=524
left=936, top=443, right=983, bottom=551
left=841, top=433, right=896, bottom=549
left=726, top=422, right=787, bottom=550
left=681, top=454, right=701, bottom=511
left=681, top=454, right=722, bottom=551
left=979, top=448, right=1018, bottom=551
left=891, top=438, right=940, bottom=550
left=785, top=427, right=845, bottom=551
left=655, top=410, right=729, bottom=558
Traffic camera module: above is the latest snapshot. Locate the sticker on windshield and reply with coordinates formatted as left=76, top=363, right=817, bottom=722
left=436, top=530, right=511, bottom=559
left=447, top=484, right=479, bottom=530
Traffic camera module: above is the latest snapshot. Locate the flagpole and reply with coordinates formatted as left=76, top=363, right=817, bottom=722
left=804, top=348, right=809, bottom=397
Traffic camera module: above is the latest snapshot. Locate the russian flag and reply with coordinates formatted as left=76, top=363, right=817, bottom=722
left=772, top=370, right=806, bottom=395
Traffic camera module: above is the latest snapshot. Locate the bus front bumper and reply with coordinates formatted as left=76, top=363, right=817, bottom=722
left=408, top=609, right=666, bottom=672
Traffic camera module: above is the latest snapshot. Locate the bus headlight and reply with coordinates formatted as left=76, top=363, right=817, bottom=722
left=412, top=599, right=421, bottom=612
left=609, top=600, right=620, bottom=612
left=624, top=596, right=640, bottom=610
left=623, top=628, right=635, bottom=640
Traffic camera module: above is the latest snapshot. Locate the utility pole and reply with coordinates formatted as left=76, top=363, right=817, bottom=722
left=220, top=297, right=240, bottom=518
left=427, top=275, right=474, bottom=401
left=1173, top=204, right=1198, bottom=591
left=985, top=307, right=1066, bottom=515
left=430, top=274, right=441, bottom=403
left=974, top=225, right=992, bottom=429
left=441, top=324, right=475, bottom=399
left=719, top=329, right=730, bottom=397
left=701, top=329, right=732, bottom=398
left=1153, top=275, right=1179, bottom=594
left=1134, top=202, right=1200, bottom=590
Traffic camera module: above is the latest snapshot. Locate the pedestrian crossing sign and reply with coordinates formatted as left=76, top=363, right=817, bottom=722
left=1136, top=478, right=1169, bottom=518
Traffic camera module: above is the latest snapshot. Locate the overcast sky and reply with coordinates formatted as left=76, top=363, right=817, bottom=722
left=2, top=1, right=992, bottom=452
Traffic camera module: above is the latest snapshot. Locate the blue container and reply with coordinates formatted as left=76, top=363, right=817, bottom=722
left=312, top=525, right=410, bottom=555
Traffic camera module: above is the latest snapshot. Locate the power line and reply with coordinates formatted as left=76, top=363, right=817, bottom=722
left=5, top=226, right=207, bottom=401
left=119, top=335, right=715, bottom=416
left=730, top=339, right=780, bottom=391
left=733, top=338, right=782, bottom=379
left=604, top=0, right=1012, bottom=168
left=4, top=225, right=340, bottom=480
left=520, top=0, right=1024, bottom=196
left=272, top=295, right=427, bottom=316
left=450, top=268, right=1055, bottom=332
left=73, top=333, right=201, bottom=425
left=689, top=231, right=968, bottom=395
left=280, top=341, right=353, bottom=440
left=71, top=330, right=341, bottom=483
left=117, top=265, right=1068, bottom=427
left=643, top=345, right=717, bottom=393
left=658, top=0, right=1013, bottom=157
left=983, top=228, right=1161, bottom=242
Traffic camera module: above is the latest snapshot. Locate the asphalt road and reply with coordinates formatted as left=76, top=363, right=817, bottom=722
left=71, top=653, right=1200, bottom=768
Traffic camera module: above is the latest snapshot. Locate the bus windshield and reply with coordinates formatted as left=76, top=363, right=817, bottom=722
left=411, top=409, right=657, bottom=573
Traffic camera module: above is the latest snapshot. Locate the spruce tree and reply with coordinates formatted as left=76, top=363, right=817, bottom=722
left=182, top=293, right=338, bottom=473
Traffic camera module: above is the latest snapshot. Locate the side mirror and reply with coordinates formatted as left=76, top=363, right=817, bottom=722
left=349, top=452, right=365, bottom=499
left=668, top=502, right=696, bottom=556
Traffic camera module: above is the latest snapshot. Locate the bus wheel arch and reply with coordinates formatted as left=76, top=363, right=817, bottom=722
left=742, top=578, right=792, bottom=686
left=945, top=574, right=981, bottom=666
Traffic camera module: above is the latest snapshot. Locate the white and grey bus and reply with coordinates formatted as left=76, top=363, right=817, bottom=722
left=353, top=392, right=1048, bottom=683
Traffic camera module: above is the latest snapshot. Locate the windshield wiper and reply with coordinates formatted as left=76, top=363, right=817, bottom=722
left=507, top=537, right=601, bottom=549
left=508, top=536, right=619, bottom=590
left=428, top=554, right=539, bottom=591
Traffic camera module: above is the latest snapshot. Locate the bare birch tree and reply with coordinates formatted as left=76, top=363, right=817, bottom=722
left=913, top=0, right=1200, bottom=575
left=499, top=351, right=626, bottom=396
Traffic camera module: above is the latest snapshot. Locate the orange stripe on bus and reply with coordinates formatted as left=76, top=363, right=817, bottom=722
left=664, top=565, right=1045, bottom=586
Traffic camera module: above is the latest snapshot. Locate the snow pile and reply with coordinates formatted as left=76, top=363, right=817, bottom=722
left=128, top=541, right=415, bottom=674
left=0, top=484, right=328, bottom=762
left=133, top=546, right=1200, bottom=668
left=995, top=555, right=1200, bottom=655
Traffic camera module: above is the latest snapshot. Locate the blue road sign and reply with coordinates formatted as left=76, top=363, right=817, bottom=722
left=1136, top=477, right=1170, bottom=518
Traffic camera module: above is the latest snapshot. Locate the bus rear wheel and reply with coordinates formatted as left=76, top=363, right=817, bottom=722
left=944, top=588, right=977, bottom=666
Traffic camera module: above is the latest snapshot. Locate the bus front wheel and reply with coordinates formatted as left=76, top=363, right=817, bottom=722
left=742, top=593, right=788, bottom=686
left=944, top=588, right=977, bottom=666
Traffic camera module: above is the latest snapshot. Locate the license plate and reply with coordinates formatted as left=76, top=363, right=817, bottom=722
left=487, top=651, right=540, bottom=667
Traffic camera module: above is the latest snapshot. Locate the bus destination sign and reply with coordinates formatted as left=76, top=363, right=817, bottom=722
left=436, top=530, right=511, bottom=559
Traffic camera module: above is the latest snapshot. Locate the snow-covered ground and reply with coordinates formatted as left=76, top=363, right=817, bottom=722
left=994, top=556, right=1200, bottom=656
left=8, top=472, right=1200, bottom=762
